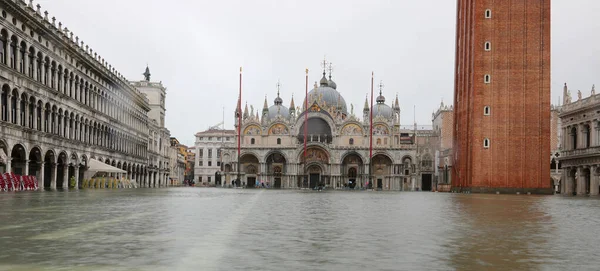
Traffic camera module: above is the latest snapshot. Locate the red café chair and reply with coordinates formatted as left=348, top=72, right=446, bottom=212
left=23, top=175, right=30, bottom=190
left=0, top=174, right=5, bottom=191
left=3, top=173, right=11, bottom=191
left=30, top=176, right=37, bottom=190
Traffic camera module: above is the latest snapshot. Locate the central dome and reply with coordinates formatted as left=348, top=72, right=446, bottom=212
left=304, top=72, right=347, bottom=114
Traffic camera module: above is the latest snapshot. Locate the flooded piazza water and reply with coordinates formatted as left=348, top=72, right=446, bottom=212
left=0, top=188, right=599, bottom=271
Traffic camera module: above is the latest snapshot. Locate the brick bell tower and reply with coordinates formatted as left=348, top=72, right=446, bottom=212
left=452, top=0, right=552, bottom=194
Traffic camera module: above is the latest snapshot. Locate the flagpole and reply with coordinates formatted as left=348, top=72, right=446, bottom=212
left=303, top=68, right=309, bottom=189
left=368, top=71, right=374, bottom=190
left=237, top=67, right=242, bottom=187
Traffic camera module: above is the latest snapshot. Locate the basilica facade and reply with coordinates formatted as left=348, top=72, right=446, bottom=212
left=221, top=69, right=424, bottom=190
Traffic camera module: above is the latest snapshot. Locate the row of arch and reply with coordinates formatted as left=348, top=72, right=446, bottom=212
left=0, top=140, right=163, bottom=188
left=0, top=84, right=147, bottom=158
left=228, top=148, right=416, bottom=174
left=0, top=27, right=146, bottom=132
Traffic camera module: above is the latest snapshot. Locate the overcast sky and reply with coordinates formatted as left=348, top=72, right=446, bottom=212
left=39, top=0, right=600, bottom=146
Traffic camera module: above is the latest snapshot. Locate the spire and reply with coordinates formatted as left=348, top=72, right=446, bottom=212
left=243, top=102, right=249, bottom=119
left=363, top=95, right=369, bottom=111
left=143, top=65, right=151, bottom=81
left=290, top=94, right=295, bottom=109
left=395, top=93, right=399, bottom=109
left=263, top=95, right=268, bottom=109
left=563, top=83, right=568, bottom=105
left=235, top=96, right=241, bottom=116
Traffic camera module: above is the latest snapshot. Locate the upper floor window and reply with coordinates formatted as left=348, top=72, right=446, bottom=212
left=251, top=138, right=255, bottom=145
left=199, top=137, right=203, bottom=141
left=484, top=74, right=491, bottom=84
left=277, top=138, right=281, bottom=145
left=484, top=138, right=490, bottom=148
left=349, top=138, right=354, bottom=145
left=208, top=149, right=212, bottom=158
left=484, top=41, right=491, bottom=51
left=199, top=149, right=203, bottom=158
left=484, top=106, right=490, bottom=116
left=485, top=9, right=492, bottom=18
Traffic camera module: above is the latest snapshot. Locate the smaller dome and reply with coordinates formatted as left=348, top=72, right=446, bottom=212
left=268, top=105, right=289, bottom=119
left=274, top=96, right=283, bottom=105
left=376, top=94, right=385, bottom=103
left=328, top=79, right=337, bottom=90
left=319, top=72, right=328, bottom=86
left=372, top=103, right=393, bottom=118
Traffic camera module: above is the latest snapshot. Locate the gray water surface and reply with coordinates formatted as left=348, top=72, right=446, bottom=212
left=0, top=188, right=598, bottom=271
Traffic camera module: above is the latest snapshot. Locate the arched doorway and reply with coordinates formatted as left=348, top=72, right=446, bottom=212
left=300, top=146, right=330, bottom=189
left=266, top=152, right=286, bottom=188
left=43, top=150, right=55, bottom=188
left=371, top=154, right=393, bottom=190
left=28, top=147, right=41, bottom=181
left=341, top=153, right=363, bottom=189
left=10, top=144, right=26, bottom=175
left=307, top=164, right=323, bottom=189
left=240, top=153, right=259, bottom=188
left=68, top=153, right=78, bottom=188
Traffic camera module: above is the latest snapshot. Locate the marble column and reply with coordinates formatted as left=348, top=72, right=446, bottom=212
left=74, top=166, right=79, bottom=189
left=39, top=162, right=44, bottom=189
left=15, top=96, right=20, bottom=125
left=24, top=159, right=29, bottom=176
left=50, top=163, right=57, bottom=189
left=7, top=93, right=12, bottom=123
left=62, top=165, right=68, bottom=189
left=591, top=165, right=599, bottom=196
left=6, top=159, right=11, bottom=173
left=577, top=167, right=586, bottom=195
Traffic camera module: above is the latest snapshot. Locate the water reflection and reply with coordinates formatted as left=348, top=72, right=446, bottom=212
left=0, top=189, right=598, bottom=270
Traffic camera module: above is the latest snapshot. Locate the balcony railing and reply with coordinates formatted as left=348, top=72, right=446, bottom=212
left=561, top=146, right=600, bottom=158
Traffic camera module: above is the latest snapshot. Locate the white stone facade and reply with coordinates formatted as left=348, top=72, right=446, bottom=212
left=194, top=129, right=235, bottom=185
left=558, top=84, right=600, bottom=196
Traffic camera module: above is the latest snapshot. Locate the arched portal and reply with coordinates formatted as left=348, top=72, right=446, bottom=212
left=307, top=163, right=323, bottom=189
left=371, top=154, right=393, bottom=190
left=341, top=152, right=363, bottom=189
left=28, top=147, right=41, bottom=180
left=43, top=150, right=55, bottom=188
left=240, top=153, right=259, bottom=188
left=299, top=146, right=330, bottom=188
left=56, top=152, right=68, bottom=188
left=265, top=152, right=286, bottom=188
left=10, top=144, right=26, bottom=175
left=68, top=153, right=78, bottom=188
